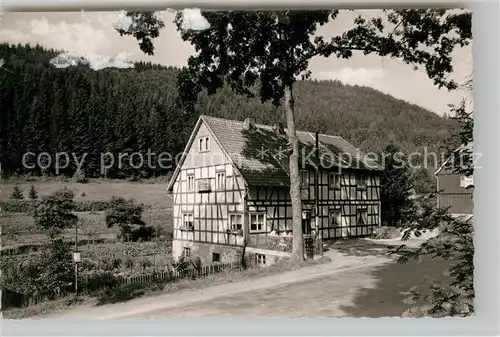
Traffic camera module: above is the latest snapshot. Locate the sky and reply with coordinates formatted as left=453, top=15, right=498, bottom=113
left=0, top=10, right=473, bottom=116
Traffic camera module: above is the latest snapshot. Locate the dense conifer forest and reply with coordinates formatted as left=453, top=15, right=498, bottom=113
left=0, top=43, right=458, bottom=178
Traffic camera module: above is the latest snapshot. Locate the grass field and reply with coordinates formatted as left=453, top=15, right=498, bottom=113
left=1, top=178, right=174, bottom=277
left=1, top=209, right=172, bottom=249
left=0, top=178, right=172, bottom=209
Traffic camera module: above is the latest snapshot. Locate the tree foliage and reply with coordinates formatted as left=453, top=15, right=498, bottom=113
left=33, top=188, right=78, bottom=237
left=105, top=197, right=147, bottom=242
left=35, top=239, right=75, bottom=295
left=341, top=9, right=471, bottom=91
left=396, top=78, right=474, bottom=317
left=28, top=185, right=39, bottom=200
left=10, top=184, right=24, bottom=200
left=412, top=167, right=436, bottom=195
left=0, top=239, right=74, bottom=297
left=379, top=143, right=416, bottom=227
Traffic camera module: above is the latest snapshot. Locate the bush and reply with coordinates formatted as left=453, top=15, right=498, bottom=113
left=139, top=258, right=153, bottom=272
left=0, top=239, right=74, bottom=298
left=73, top=169, right=88, bottom=183
left=0, top=200, right=34, bottom=213
left=28, top=185, right=39, bottom=200
left=10, top=185, right=24, bottom=200
left=0, top=199, right=151, bottom=214
left=122, top=256, right=134, bottom=272
left=371, top=226, right=402, bottom=239
left=73, top=200, right=111, bottom=212
left=106, top=197, right=146, bottom=242
left=171, top=256, right=190, bottom=276
left=33, top=188, right=78, bottom=234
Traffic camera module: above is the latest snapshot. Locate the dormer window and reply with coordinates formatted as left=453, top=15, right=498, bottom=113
left=199, top=136, right=210, bottom=152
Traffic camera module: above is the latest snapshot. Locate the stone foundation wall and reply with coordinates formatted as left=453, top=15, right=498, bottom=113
left=172, top=240, right=244, bottom=266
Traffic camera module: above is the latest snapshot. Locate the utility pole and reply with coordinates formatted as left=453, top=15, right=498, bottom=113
left=74, top=220, right=80, bottom=299
left=315, top=132, right=323, bottom=257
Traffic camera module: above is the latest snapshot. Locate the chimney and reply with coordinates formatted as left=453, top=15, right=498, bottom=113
left=274, top=122, right=285, bottom=135
left=243, top=117, right=255, bottom=131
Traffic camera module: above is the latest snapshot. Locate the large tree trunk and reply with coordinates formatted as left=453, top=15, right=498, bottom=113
left=284, top=84, right=304, bottom=261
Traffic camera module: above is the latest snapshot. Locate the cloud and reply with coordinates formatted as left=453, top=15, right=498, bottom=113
left=180, top=8, right=210, bottom=31
left=113, top=11, right=135, bottom=32
left=28, top=14, right=107, bottom=53
left=1, top=12, right=113, bottom=54
left=316, top=67, right=385, bottom=87
left=50, top=51, right=134, bottom=71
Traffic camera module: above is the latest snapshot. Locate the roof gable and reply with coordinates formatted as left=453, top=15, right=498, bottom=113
left=166, top=117, right=241, bottom=191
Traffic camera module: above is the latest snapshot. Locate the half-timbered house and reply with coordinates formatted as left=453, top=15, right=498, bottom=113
left=167, top=115, right=383, bottom=265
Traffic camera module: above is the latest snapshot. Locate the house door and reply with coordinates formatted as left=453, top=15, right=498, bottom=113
left=302, top=218, right=312, bottom=235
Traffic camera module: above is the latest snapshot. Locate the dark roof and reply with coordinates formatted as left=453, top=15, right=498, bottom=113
left=201, top=115, right=382, bottom=187
left=435, top=141, right=473, bottom=176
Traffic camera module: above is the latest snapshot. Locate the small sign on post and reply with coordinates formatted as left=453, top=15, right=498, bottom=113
left=73, top=251, right=81, bottom=263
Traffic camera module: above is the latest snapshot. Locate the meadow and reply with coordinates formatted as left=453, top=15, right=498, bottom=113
left=0, top=178, right=172, bottom=208
left=1, top=178, right=174, bottom=277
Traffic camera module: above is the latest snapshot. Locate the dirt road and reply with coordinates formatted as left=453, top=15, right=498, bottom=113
left=47, top=240, right=451, bottom=319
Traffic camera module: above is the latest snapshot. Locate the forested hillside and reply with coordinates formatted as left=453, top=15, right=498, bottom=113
left=0, top=43, right=458, bottom=178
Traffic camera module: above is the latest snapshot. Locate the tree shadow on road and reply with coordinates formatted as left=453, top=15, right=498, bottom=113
left=339, top=255, right=454, bottom=317
left=324, top=238, right=394, bottom=258
left=96, top=283, right=153, bottom=306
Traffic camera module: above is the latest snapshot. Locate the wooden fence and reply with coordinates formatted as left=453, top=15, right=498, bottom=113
left=3, top=261, right=242, bottom=309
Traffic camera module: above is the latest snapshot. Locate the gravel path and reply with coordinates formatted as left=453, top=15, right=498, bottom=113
left=48, top=246, right=393, bottom=319
left=46, top=239, right=452, bottom=319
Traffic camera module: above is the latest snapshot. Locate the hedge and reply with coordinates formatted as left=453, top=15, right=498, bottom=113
left=0, top=200, right=153, bottom=213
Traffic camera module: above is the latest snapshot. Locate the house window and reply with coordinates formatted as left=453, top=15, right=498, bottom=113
left=182, top=213, right=194, bottom=229
left=356, top=209, right=368, bottom=225
left=229, top=214, right=243, bottom=230
left=255, top=253, right=266, bottom=265
left=329, top=172, right=341, bottom=190
left=310, top=171, right=316, bottom=184
left=205, top=137, right=210, bottom=151
left=216, top=171, right=225, bottom=190
left=329, top=209, right=341, bottom=227
left=183, top=247, right=191, bottom=258
left=250, top=213, right=266, bottom=232
left=357, top=174, right=368, bottom=189
left=199, top=137, right=210, bottom=152
left=212, top=253, right=220, bottom=263
left=187, top=175, right=195, bottom=191
left=300, top=170, right=309, bottom=189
